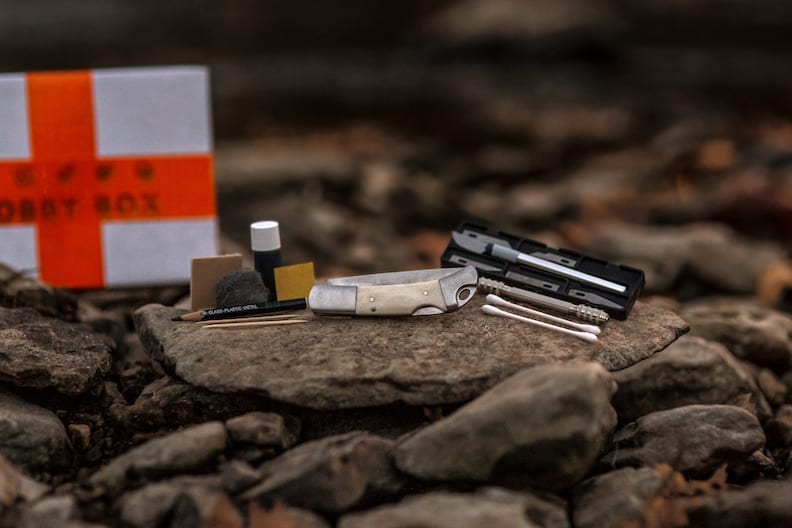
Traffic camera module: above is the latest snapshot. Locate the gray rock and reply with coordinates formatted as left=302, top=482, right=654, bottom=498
left=0, top=455, right=48, bottom=507
left=241, top=431, right=402, bottom=514
left=109, top=376, right=263, bottom=433
left=219, top=460, right=261, bottom=495
left=757, top=368, right=788, bottom=407
left=600, top=405, right=765, bottom=477
left=0, top=390, right=70, bottom=472
left=765, top=404, right=792, bottom=451
left=339, top=488, right=569, bottom=528
left=0, top=263, right=78, bottom=321
left=0, top=307, right=112, bottom=395
left=728, top=449, right=776, bottom=483
left=134, top=297, right=687, bottom=410
left=576, top=223, right=784, bottom=294
left=225, top=412, right=299, bottom=450
left=118, top=475, right=222, bottom=528
left=686, top=480, right=792, bottom=528
left=18, top=495, right=77, bottom=528
left=75, top=300, right=127, bottom=354
left=682, top=300, right=792, bottom=372
left=572, top=467, right=664, bottom=528
left=783, top=370, right=792, bottom=403
left=612, top=336, right=772, bottom=424
left=88, top=422, right=227, bottom=496
left=394, top=362, right=617, bottom=491
left=67, top=424, right=92, bottom=452
left=215, top=270, right=269, bottom=307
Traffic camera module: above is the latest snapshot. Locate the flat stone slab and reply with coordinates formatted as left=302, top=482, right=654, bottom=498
left=0, top=307, right=112, bottom=396
left=135, top=297, right=688, bottom=410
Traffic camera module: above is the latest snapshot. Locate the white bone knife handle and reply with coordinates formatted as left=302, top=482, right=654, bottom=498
left=356, top=280, right=447, bottom=316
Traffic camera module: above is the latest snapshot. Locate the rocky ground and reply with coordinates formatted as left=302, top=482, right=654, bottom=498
left=2, top=0, right=792, bottom=526
left=1, top=254, right=792, bottom=527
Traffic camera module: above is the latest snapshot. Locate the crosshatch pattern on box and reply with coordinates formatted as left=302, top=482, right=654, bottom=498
left=0, top=67, right=217, bottom=288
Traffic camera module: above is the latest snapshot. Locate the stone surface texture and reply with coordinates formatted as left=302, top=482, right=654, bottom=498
left=601, top=404, right=765, bottom=477
left=756, top=368, right=788, bottom=407
left=572, top=467, right=664, bottom=528
left=88, top=422, right=227, bottom=495
left=0, top=390, right=70, bottom=472
left=109, top=376, right=264, bottom=433
left=241, top=431, right=401, bottom=513
left=118, top=475, right=223, bottom=528
left=0, top=263, right=79, bottom=321
left=686, top=480, right=792, bottom=528
left=682, top=300, right=792, bottom=372
left=0, top=307, right=112, bottom=396
left=0, top=455, right=48, bottom=507
left=394, top=362, right=617, bottom=491
left=338, top=488, right=569, bottom=528
left=225, top=412, right=299, bottom=450
left=765, top=404, right=792, bottom=452
left=17, top=495, right=78, bottom=528
left=612, top=336, right=772, bottom=424
left=135, top=298, right=687, bottom=410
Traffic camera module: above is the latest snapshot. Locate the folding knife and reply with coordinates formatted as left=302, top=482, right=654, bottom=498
left=308, top=266, right=478, bottom=316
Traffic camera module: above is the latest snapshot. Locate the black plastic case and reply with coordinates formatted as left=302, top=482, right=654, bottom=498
left=441, top=221, right=645, bottom=320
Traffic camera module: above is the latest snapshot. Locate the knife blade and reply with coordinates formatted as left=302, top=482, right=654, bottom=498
left=451, top=231, right=626, bottom=294
left=308, top=266, right=478, bottom=316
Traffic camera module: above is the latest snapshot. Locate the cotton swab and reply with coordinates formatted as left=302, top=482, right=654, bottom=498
left=485, top=294, right=601, bottom=335
left=482, top=304, right=598, bottom=343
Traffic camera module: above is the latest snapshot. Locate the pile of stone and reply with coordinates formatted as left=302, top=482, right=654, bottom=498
left=0, top=262, right=791, bottom=527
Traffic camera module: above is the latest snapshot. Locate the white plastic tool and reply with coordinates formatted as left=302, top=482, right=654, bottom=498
left=482, top=304, right=599, bottom=343
left=485, top=294, right=601, bottom=335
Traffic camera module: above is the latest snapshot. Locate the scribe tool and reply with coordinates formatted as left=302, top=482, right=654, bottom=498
left=478, top=278, right=609, bottom=323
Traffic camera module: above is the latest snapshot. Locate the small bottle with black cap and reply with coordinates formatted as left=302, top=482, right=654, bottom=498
left=250, top=220, right=282, bottom=301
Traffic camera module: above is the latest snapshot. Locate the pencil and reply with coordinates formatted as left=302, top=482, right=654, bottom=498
left=172, top=298, right=307, bottom=322
left=201, top=319, right=308, bottom=329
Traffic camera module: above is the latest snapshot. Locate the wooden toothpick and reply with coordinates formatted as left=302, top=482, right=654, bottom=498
left=197, top=314, right=300, bottom=326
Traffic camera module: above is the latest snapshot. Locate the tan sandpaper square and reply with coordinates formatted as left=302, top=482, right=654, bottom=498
left=190, top=254, right=243, bottom=310
left=274, top=262, right=315, bottom=301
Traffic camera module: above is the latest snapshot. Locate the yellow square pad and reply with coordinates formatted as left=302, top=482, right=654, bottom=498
left=274, top=262, right=315, bottom=301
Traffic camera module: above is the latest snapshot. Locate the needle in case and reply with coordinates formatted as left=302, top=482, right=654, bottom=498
left=485, top=294, right=601, bottom=335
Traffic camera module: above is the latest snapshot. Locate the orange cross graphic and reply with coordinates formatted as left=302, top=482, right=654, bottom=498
left=0, top=71, right=215, bottom=288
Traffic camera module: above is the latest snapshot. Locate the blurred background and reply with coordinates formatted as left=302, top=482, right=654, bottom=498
left=3, top=0, right=792, bottom=303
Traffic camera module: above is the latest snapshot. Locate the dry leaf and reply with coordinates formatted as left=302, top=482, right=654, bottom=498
left=248, top=500, right=298, bottom=528
left=203, top=493, right=244, bottom=528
